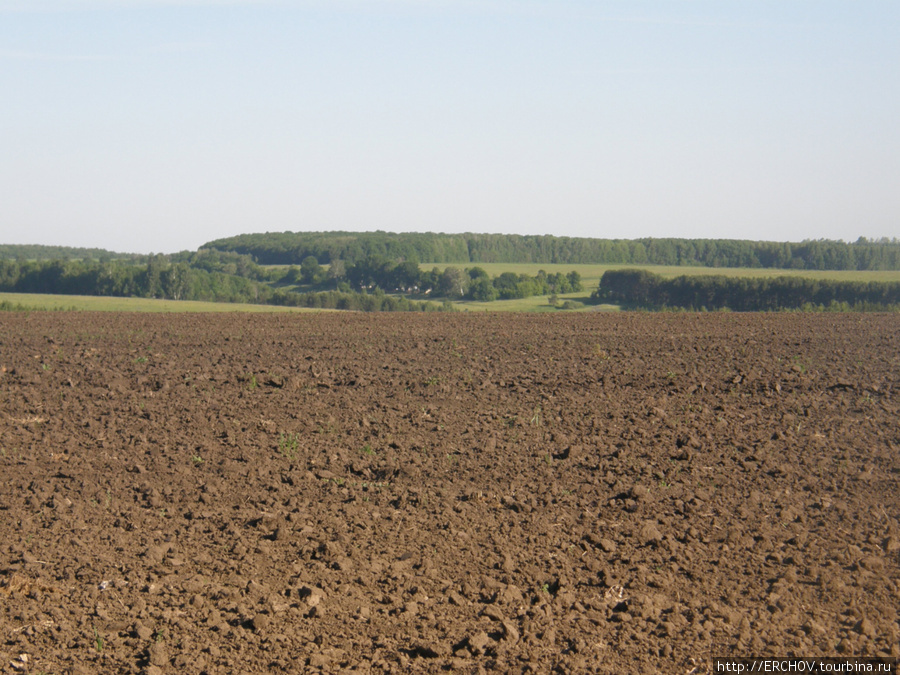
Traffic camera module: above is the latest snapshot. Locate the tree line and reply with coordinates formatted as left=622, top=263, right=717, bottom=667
left=0, top=244, right=133, bottom=262
left=591, top=269, right=900, bottom=311
left=8, top=242, right=899, bottom=312
left=0, top=249, right=588, bottom=309
left=0, top=256, right=451, bottom=312
left=0, top=256, right=271, bottom=303
left=292, top=255, right=583, bottom=301
left=202, top=231, right=900, bottom=270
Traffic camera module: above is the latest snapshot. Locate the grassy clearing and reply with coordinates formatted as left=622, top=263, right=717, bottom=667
left=0, top=293, right=317, bottom=313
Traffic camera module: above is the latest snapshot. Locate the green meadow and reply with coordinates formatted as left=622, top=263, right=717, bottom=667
left=421, top=262, right=900, bottom=289
left=0, top=293, right=317, bottom=313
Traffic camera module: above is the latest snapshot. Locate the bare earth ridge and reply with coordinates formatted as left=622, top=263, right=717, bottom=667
left=1, top=312, right=898, bottom=674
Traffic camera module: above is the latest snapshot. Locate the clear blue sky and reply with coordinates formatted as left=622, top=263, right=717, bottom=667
left=1, top=0, right=898, bottom=254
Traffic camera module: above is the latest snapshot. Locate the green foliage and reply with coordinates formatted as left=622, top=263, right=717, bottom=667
left=0, top=257, right=270, bottom=304
left=204, top=231, right=470, bottom=265
left=300, top=255, right=325, bottom=284
left=278, top=432, right=299, bottom=460
left=0, top=243, right=131, bottom=261
left=171, top=248, right=265, bottom=280
left=0, top=255, right=451, bottom=312
left=93, top=626, right=104, bottom=652
left=12, top=233, right=900, bottom=313
left=566, top=270, right=583, bottom=291
left=468, top=276, right=498, bottom=301
left=437, top=266, right=469, bottom=298
left=593, top=269, right=900, bottom=311
left=493, top=272, right=523, bottom=299
left=0, top=299, right=33, bottom=311
left=202, top=231, right=900, bottom=270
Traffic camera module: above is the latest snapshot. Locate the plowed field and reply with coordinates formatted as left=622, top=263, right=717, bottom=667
left=1, top=312, right=898, bottom=674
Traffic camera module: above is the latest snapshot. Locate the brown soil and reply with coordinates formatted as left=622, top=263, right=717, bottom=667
left=1, top=312, right=898, bottom=674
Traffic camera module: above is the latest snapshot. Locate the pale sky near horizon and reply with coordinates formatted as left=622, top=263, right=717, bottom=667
left=1, top=0, right=898, bottom=254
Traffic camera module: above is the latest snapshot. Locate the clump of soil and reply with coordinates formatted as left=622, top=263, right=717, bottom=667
left=0, top=312, right=898, bottom=673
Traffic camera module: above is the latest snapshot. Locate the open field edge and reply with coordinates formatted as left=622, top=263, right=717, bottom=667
left=0, top=293, right=321, bottom=313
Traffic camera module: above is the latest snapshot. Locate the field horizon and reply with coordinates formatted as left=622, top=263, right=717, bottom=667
left=5, top=261, right=900, bottom=313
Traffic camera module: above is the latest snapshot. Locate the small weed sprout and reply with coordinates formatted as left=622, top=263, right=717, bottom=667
left=361, top=444, right=375, bottom=456
left=248, top=374, right=258, bottom=390
left=450, top=338, right=463, bottom=358
left=278, top=433, right=299, bottom=460
left=316, top=421, right=338, bottom=435
left=93, top=626, right=104, bottom=652
left=191, top=455, right=204, bottom=465
left=530, top=406, right=542, bottom=427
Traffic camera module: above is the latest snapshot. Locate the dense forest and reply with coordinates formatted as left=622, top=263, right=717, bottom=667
left=0, top=254, right=273, bottom=303
left=203, top=231, right=900, bottom=270
left=592, top=269, right=900, bottom=311
left=0, top=244, right=133, bottom=261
